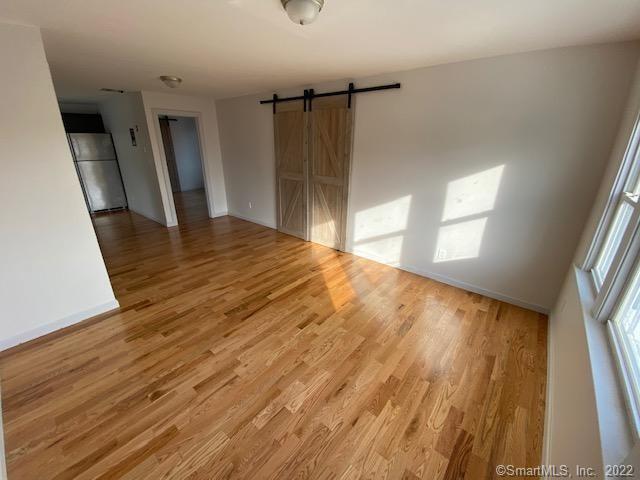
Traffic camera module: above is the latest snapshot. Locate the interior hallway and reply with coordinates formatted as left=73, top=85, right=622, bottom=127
left=0, top=197, right=547, bottom=479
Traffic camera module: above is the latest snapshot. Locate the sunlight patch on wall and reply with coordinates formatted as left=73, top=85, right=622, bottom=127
left=433, top=165, right=505, bottom=263
left=354, top=195, right=412, bottom=242
left=434, top=218, right=488, bottom=263
left=354, top=235, right=405, bottom=266
left=442, top=165, right=504, bottom=222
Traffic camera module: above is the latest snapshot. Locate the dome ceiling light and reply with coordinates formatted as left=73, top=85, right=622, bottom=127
left=159, top=75, right=182, bottom=88
left=281, top=0, right=324, bottom=26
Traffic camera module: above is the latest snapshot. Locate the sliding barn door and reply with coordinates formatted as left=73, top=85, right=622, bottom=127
left=308, top=99, right=353, bottom=250
left=275, top=102, right=308, bottom=240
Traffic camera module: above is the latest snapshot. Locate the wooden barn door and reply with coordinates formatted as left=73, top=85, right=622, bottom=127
left=273, top=97, right=353, bottom=250
left=275, top=102, right=308, bottom=240
left=308, top=97, right=353, bottom=250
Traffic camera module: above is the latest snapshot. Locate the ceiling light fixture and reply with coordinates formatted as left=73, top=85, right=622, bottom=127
left=159, top=75, right=182, bottom=88
left=281, top=0, right=324, bottom=25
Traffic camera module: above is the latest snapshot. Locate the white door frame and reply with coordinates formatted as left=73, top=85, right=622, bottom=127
left=150, top=108, right=212, bottom=227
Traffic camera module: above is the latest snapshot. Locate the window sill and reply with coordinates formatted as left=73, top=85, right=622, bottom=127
left=574, top=266, right=636, bottom=465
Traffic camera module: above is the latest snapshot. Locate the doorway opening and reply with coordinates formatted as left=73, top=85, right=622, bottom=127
left=157, top=114, right=208, bottom=224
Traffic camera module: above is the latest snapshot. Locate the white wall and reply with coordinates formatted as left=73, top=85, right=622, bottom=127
left=141, top=91, right=228, bottom=226
left=216, top=94, right=278, bottom=228
left=216, top=42, right=640, bottom=312
left=0, top=22, right=117, bottom=350
left=170, top=117, right=204, bottom=192
left=545, top=57, right=640, bottom=474
left=99, top=92, right=166, bottom=224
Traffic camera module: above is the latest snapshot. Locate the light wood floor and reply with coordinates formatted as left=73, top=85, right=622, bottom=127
left=0, top=190, right=547, bottom=479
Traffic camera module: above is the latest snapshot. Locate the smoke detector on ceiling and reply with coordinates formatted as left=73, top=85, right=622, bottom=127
left=159, top=76, right=183, bottom=88
left=281, top=0, right=324, bottom=25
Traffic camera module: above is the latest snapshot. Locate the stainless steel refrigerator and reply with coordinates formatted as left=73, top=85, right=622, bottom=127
left=68, top=133, right=128, bottom=213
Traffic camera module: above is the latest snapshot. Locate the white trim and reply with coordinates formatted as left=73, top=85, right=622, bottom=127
left=592, top=197, right=640, bottom=322
left=348, top=248, right=549, bottom=313
left=583, top=112, right=640, bottom=270
left=608, top=321, right=640, bottom=439
left=0, top=299, right=120, bottom=352
left=230, top=214, right=549, bottom=313
left=228, top=212, right=277, bottom=229
left=149, top=108, right=216, bottom=227
left=574, top=266, right=634, bottom=467
left=150, top=112, right=179, bottom=226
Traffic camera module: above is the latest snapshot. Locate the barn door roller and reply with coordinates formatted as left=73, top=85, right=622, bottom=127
left=260, top=82, right=401, bottom=114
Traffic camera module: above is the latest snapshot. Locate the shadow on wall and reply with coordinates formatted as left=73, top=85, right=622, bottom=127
left=350, top=164, right=506, bottom=274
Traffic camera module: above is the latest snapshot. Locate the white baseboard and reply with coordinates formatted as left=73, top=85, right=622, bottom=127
left=0, top=299, right=120, bottom=352
left=228, top=212, right=277, bottom=229
left=348, top=247, right=550, bottom=314
left=222, top=215, right=549, bottom=314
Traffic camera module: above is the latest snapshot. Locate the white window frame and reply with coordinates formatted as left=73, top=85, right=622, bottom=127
left=591, top=192, right=640, bottom=321
left=585, top=114, right=640, bottom=271
left=608, top=255, right=640, bottom=436
left=584, top=111, right=640, bottom=436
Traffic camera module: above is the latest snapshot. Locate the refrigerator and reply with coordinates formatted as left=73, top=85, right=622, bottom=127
left=68, top=133, right=128, bottom=213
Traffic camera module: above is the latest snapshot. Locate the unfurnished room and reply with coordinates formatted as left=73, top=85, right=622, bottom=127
left=1, top=1, right=640, bottom=479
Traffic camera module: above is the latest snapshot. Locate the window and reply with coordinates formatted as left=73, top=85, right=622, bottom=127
left=593, top=198, right=636, bottom=288
left=587, top=113, right=640, bottom=435
left=609, top=257, right=640, bottom=432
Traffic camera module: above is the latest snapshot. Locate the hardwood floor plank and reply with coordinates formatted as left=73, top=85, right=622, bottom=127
left=0, top=189, right=547, bottom=478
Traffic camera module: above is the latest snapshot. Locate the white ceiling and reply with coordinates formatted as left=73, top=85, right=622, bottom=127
left=1, top=0, right=640, bottom=102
